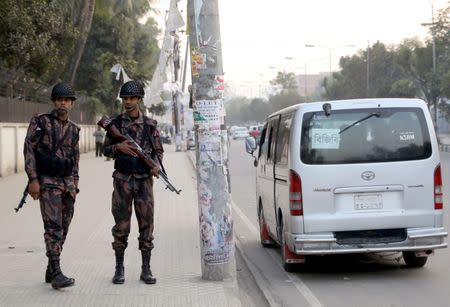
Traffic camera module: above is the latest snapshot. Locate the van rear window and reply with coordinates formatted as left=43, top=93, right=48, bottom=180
left=300, top=107, right=432, bottom=164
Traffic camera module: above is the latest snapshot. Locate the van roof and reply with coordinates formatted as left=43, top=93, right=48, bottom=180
left=266, top=98, right=427, bottom=119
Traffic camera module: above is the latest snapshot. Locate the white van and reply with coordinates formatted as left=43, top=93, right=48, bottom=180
left=246, top=98, right=447, bottom=272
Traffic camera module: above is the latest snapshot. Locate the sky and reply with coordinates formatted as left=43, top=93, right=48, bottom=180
left=153, top=0, right=448, bottom=98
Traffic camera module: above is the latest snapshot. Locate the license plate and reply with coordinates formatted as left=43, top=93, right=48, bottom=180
left=354, top=193, right=383, bottom=210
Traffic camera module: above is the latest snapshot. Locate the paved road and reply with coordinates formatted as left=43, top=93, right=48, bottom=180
left=229, top=138, right=450, bottom=307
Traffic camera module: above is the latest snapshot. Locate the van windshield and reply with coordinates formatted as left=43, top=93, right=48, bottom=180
left=300, top=107, right=432, bottom=164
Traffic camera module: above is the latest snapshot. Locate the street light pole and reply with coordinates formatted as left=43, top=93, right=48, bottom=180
left=431, top=3, right=438, bottom=129
left=422, top=2, right=438, bottom=128
left=431, top=3, right=437, bottom=75
left=305, top=44, right=356, bottom=79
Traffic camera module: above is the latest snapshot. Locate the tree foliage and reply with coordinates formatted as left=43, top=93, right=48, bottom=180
left=321, top=2, right=450, bottom=117
left=0, top=0, right=78, bottom=81
left=0, top=0, right=161, bottom=118
left=75, top=11, right=160, bottom=114
left=270, top=71, right=298, bottom=94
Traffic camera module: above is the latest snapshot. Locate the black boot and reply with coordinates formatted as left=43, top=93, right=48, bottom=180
left=112, top=251, right=125, bottom=284
left=140, top=251, right=156, bottom=284
left=45, top=259, right=52, bottom=283
left=50, top=257, right=75, bottom=289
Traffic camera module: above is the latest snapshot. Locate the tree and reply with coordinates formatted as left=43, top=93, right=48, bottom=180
left=0, top=0, right=78, bottom=81
left=249, top=98, right=272, bottom=123
left=270, top=71, right=298, bottom=94
left=396, top=39, right=439, bottom=110
left=74, top=5, right=160, bottom=114
left=225, top=97, right=250, bottom=125
left=322, top=41, right=416, bottom=101
left=268, top=92, right=303, bottom=112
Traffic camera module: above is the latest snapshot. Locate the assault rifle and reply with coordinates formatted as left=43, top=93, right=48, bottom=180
left=14, top=186, right=29, bottom=212
left=97, top=116, right=181, bottom=194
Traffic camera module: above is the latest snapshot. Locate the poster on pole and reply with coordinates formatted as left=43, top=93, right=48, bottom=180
left=194, top=99, right=224, bottom=127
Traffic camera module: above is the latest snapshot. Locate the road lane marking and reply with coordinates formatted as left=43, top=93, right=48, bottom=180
left=232, top=200, right=323, bottom=307
left=265, top=249, right=324, bottom=307
left=232, top=200, right=259, bottom=236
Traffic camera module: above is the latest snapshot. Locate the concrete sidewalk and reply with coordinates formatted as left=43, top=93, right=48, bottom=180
left=0, top=145, right=241, bottom=306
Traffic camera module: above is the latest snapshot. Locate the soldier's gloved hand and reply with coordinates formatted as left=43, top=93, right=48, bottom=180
left=28, top=180, right=40, bottom=200
left=116, top=141, right=138, bottom=157
left=151, top=165, right=160, bottom=178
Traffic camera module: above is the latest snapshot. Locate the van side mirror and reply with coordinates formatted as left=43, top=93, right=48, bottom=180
left=245, top=137, right=258, bottom=167
left=245, top=137, right=257, bottom=154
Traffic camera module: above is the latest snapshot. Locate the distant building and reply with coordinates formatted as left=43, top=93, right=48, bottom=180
left=295, top=72, right=329, bottom=97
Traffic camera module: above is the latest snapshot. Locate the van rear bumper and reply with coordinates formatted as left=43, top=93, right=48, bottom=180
left=287, top=227, right=447, bottom=255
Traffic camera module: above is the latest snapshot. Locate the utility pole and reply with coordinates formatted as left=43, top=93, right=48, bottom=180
left=187, top=0, right=234, bottom=280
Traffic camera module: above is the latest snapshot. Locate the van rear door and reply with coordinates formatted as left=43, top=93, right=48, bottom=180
left=299, top=106, right=437, bottom=233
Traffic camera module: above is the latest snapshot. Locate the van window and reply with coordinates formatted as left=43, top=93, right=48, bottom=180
left=268, top=117, right=280, bottom=162
left=275, top=113, right=293, bottom=164
left=300, top=107, right=432, bottom=164
left=258, top=124, right=267, bottom=158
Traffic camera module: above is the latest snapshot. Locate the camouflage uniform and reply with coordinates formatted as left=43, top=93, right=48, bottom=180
left=24, top=110, right=80, bottom=258
left=103, top=112, right=164, bottom=253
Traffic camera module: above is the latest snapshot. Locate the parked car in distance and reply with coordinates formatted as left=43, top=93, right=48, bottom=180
left=232, top=127, right=249, bottom=140
left=247, top=98, right=447, bottom=272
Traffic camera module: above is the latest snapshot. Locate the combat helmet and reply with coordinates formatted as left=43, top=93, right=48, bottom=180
left=119, top=80, right=145, bottom=98
left=51, top=83, right=76, bottom=101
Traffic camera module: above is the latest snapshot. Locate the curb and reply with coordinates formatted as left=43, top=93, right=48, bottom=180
left=185, top=150, right=279, bottom=307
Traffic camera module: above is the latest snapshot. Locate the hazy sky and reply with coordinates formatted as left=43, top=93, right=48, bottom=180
left=154, top=0, right=448, bottom=97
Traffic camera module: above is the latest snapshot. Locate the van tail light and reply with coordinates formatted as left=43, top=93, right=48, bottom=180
left=289, top=170, right=303, bottom=216
left=434, top=164, right=443, bottom=210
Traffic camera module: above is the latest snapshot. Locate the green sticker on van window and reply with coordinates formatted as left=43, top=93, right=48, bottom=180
left=311, top=128, right=340, bottom=149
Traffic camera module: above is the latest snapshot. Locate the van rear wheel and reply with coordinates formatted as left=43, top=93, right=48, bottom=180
left=402, top=251, right=428, bottom=268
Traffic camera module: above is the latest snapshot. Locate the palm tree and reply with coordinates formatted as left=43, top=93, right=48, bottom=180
left=50, top=0, right=95, bottom=84
left=69, top=0, right=95, bottom=84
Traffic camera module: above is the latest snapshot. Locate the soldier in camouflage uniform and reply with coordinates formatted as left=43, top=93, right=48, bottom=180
left=23, top=83, right=80, bottom=290
left=103, top=80, right=164, bottom=285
